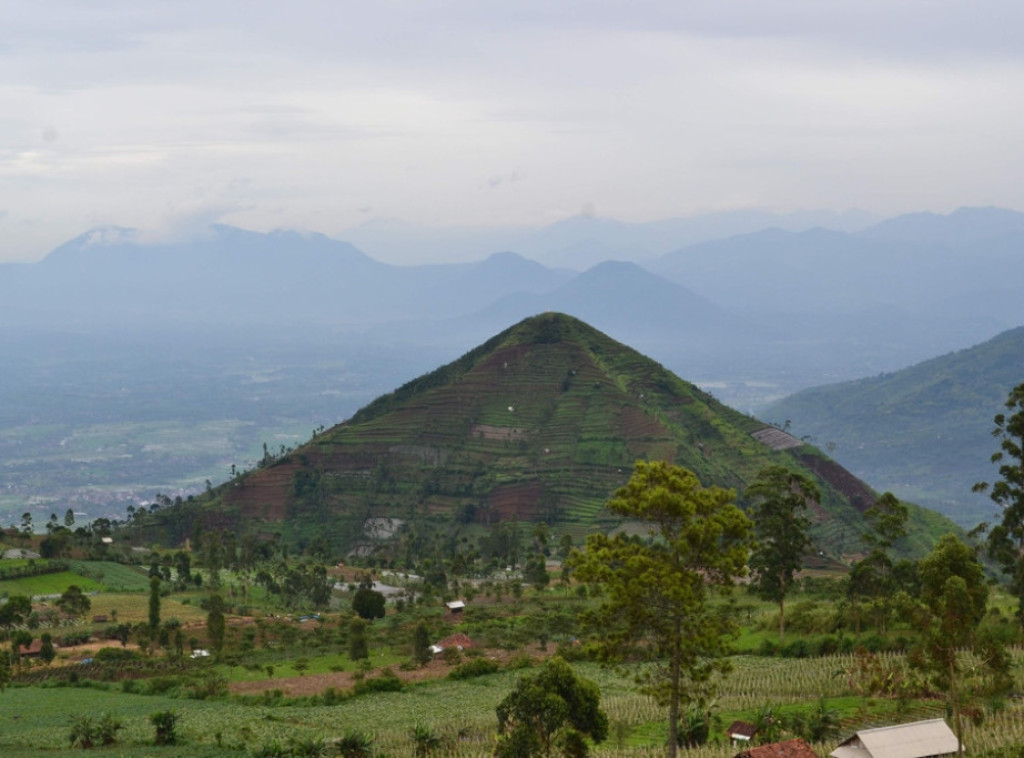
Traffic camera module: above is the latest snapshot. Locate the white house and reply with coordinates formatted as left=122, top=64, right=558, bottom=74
left=830, top=719, right=958, bottom=758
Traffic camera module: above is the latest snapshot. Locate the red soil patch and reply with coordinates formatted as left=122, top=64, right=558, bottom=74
left=223, top=460, right=303, bottom=521
left=795, top=453, right=875, bottom=513
left=618, top=405, right=670, bottom=439
left=488, top=482, right=544, bottom=520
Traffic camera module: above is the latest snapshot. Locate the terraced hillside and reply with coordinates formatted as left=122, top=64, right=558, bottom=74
left=138, top=313, right=956, bottom=557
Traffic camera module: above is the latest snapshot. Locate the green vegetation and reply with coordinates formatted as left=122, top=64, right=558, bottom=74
left=495, top=656, right=608, bottom=757
left=747, top=466, right=818, bottom=642
left=766, top=325, right=1024, bottom=527
left=976, top=381, right=1024, bottom=622
left=3, top=315, right=1023, bottom=756
left=571, top=461, right=752, bottom=757
left=0, top=538, right=1020, bottom=756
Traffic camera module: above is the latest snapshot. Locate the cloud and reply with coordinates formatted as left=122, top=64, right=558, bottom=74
left=1, top=1, right=1024, bottom=262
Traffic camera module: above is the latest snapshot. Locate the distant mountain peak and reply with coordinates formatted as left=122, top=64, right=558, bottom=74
left=861, top=206, right=1024, bottom=244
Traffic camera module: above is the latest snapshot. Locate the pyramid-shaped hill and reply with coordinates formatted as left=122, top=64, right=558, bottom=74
left=154, top=313, right=955, bottom=556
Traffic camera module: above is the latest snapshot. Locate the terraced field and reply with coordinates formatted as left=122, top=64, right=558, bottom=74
left=146, top=313, right=958, bottom=558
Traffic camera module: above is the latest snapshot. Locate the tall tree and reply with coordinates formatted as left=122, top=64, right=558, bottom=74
left=495, top=656, right=608, bottom=758
left=206, top=594, right=226, bottom=654
left=975, top=382, right=1024, bottom=623
left=917, top=534, right=989, bottom=758
left=148, top=577, right=161, bottom=630
left=570, top=461, right=752, bottom=758
left=349, top=617, right=369, bottom=661
left=413, top=622, right=432, bottom=667
left=856, top=491, right=910, bottom=633
left=745, top=465, right=818, bottom=642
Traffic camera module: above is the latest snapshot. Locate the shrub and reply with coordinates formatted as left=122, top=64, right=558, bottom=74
left=150, top=709, right=178, bottom=745
left=353, top=669, right=403, bottom=695
left=334, top=730, right=373, bottom=758
left=68, top=712, right=122, bottom=749
left=68, top=715, right=97, bottom=749
left=94, top=646, right=140, bottom=662
left=448, top=658, right=500, bottom=680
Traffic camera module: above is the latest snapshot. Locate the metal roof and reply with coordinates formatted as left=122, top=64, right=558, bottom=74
left=830, top=719, right=957, bottom=758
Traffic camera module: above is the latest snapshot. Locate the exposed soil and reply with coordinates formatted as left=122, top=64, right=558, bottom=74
left=795, top=453, right=876, bottom=513
left=223, top=460, right=303, bottom=521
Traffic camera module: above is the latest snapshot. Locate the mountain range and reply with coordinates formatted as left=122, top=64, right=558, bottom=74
left=1, top=205, right=1022, bottom=526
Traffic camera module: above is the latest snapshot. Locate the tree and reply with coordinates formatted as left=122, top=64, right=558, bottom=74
left=569, top=461, right=752, bottom=758
left=0, top=650, right=10, bottom=693
left=413, top=622, right=432, bottom=667
left=39, top=633, right=55, bottom=664
left=917, top=534, right=989, bottom=757
left=349, top=617, right=369, bottom=661
left=863, top=491, right=909, bottom=554
left=975, top=382, right=1024, bottom=623
left=495, top=656, right=608, bottom=758
left=524, top=552, right=550, bottom=591
left=57, top=585, right=91, bottom=617
left=206, top=594, right=226, bottom=654
left=745, top=465, right=818, bottom=642
left=352, top=588, right=386, bottom=621
left=855, top=491, right=910, bottom=633
left=0, top=595, right=32, bottom=627
left=148, top=577, right=161, bottom=630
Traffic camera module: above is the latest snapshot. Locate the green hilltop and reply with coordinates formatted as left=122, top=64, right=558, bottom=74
left=136, top=313, right=956, bottom=558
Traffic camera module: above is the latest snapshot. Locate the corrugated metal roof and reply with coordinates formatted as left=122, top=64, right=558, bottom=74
left=831, top=719, right=957, bottom=758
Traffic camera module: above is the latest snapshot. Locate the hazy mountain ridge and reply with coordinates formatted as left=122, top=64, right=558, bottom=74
left=2, top=205, right=1022, bottom=524
left=766, top=325, right=1024, bottom=527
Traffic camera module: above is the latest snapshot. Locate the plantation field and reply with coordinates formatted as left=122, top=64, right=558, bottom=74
left=85, top=592, right=209, bottom=626
left=0, top=571, right=104, bottom=597
left=69, top=560, right=154, bottom=592
left=4, top=652, right=1024, bottom=756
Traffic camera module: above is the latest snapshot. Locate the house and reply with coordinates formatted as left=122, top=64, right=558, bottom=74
left=726, top=721, right=759, bottom=745
left=830, top=719, right=957, bottom=758
left=736, top=738, right=819, bottom=758
left=445, top=600, right=466, bottom=615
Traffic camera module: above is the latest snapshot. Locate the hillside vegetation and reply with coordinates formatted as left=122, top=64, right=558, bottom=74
left=767, top=325, right=1024, bottom=527
left=132, top=313, right=956, bottom=559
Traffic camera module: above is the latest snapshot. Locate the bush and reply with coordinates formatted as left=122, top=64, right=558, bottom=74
left=60, top=631, right=92, bottom=647
left=448, top=658, right=499, bottom=680
left=68, top=712, right=122, bottom=749
left=353, top=669, right=403, bottom=695
left=150, top=709, right=178, bottom=745
left=94, top=646, right=140, bottom=662
left=334, top=730, right=373, bottom=758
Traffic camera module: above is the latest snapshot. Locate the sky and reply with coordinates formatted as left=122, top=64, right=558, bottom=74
left=1, top=0, right=1023, bottom=263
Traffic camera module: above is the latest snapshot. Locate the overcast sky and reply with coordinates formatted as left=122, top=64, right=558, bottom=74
left=2, top=1, right=1022, bottom=262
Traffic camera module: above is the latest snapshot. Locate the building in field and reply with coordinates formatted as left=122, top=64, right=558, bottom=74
left=830, top=719, right=957, bottom=758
